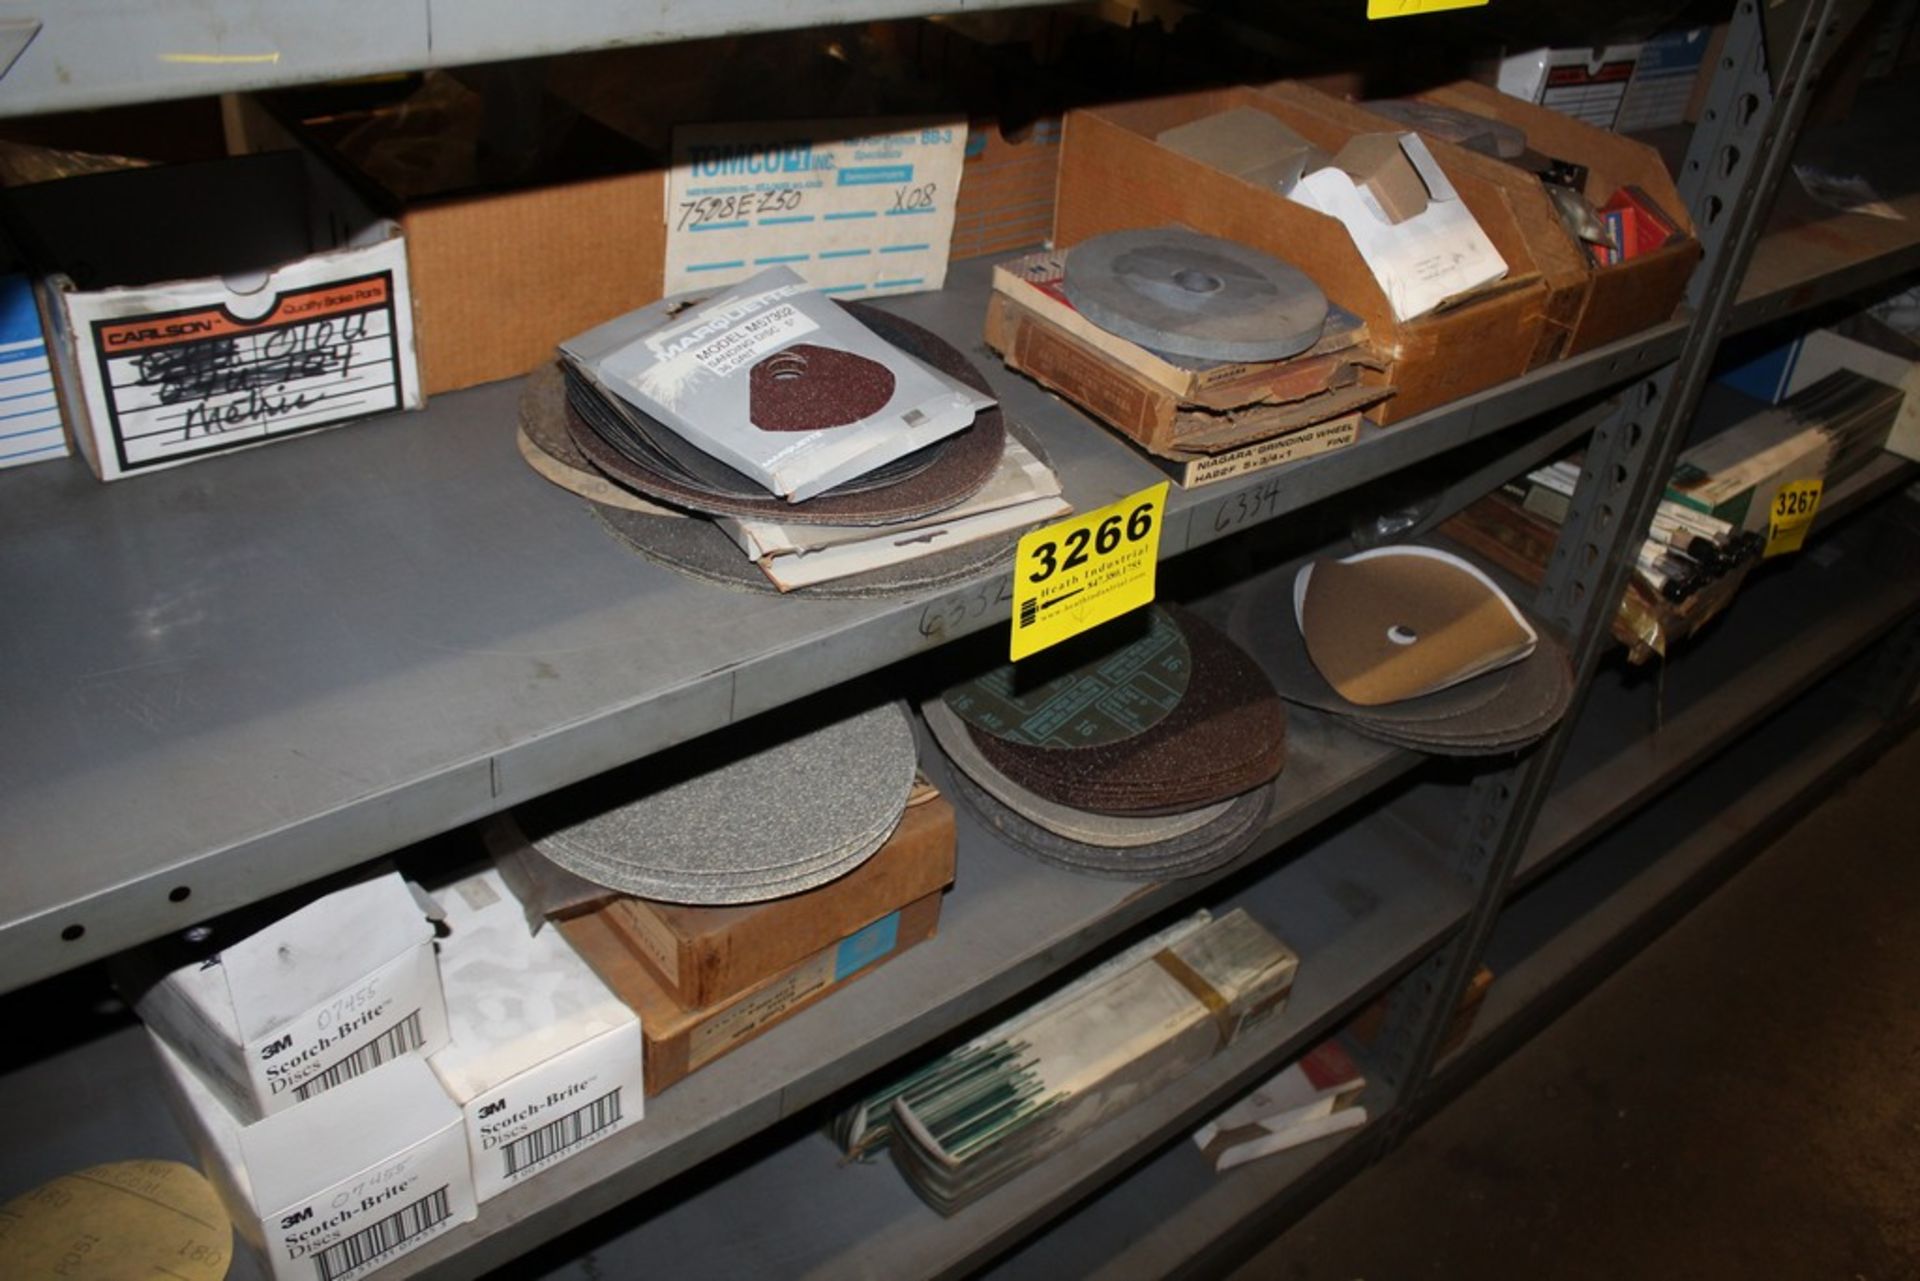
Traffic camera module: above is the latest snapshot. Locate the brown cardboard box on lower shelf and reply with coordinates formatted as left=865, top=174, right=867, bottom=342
left=604, top=785, right=956, bottom=1010
left=562, top=891, right=944, bottom=1096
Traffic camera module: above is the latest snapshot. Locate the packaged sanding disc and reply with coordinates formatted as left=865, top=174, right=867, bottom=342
left=562, top=267, right=994, bottom=503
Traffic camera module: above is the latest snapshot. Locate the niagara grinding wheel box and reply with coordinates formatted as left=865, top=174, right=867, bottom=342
left=0, top=149, right=421, bottom=481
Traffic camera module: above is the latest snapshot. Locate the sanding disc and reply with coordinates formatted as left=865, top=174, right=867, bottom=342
left=519, top=701, right=917, bottom=904
left=0, top=1160, right=232, bottom=1280
left=518, top=424, right=683, bottom=516
left=923, top=696, right=1231, bottom=847
left=943, top=763, right=1272, bottom=881
left=750, top=344, right=897, bottom=431
left=1226, top=557, right=1574, bottom=754
left=963, top=605, right=1287, bottom=816
left=1063, top=228, right=1328, bottom=363
left=945, top=605, right=1192, bottom=749
left=558, top=302, right=1005, bottom=525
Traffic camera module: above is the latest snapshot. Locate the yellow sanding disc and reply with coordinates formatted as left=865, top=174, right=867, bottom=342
left=0, top=1160, right=232, bottom=1280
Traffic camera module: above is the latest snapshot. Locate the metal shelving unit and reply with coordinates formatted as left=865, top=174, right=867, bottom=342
left=0, top=0, right=1916, bottom=1278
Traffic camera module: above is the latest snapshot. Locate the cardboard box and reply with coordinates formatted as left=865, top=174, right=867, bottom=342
left=233, top=87, right=663, bottom=398
left=1408, top=80, right=1699, bottom=356
left=0, top=271, right=67, bottom=469
left=1496, top=45, right=1643, bottom=130
left=153, top=1035, right=477, bottom=1281
left=1667, top=411, right=1836, bottom=531
left=1615, top=28, right=1715, bottom=132
left=1264, top=84, right=1588, bottom=367
left=118, top=871, right=450, bottom=1123
left=3, top=150, right=421, bottom=481
left=605, top=786, right=954, bottom=1009
left=984, top=291, right=1384, bottom=458
left=563, top=891, right=943, bottom=1096
left=951, top=116, right=1064, bottom=262
left=1054, top=85, right=1551, bottom=423
left=431, top=869, right=645, bottom=1202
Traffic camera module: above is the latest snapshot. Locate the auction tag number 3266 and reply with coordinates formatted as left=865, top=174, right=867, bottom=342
left=1010, top=483, right=1168, bottom=662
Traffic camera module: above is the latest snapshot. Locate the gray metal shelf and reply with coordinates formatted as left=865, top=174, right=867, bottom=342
left=0, top=740, right=1458, bottom=1281
left=1433, top=670, right=1900, bottom=1100
left=0, top=0, right=1059, bottom=119
left=0, top=253, right=1671, bottom=994
left=455, top=808, right=1459, bottom=1281
left=1512, top=470, right=1920, bottom=891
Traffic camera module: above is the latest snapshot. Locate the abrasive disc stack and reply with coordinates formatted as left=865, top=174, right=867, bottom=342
left=923, top=605, right=1286, bottom=880
left=512, top=702, right=920, bottom=905
left=520, top=271, right=1069, bottom=597
left=1232, top=545, right=1575, bottom=755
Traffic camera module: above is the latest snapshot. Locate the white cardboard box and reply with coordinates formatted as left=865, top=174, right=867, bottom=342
left=431, top=869, right=644, bottom=1201
left=153, top=1033, right=476, bottom=1281
left=119, top=871, right=450, bottom=1122
left=0, top=271, right=66, bottom=469
left=5, top=150, right=421, bottom=481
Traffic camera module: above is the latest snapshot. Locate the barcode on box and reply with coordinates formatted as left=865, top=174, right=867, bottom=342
left=90, top=271, right=404, bottom=473
left=502, top=1088, right=625, bottom=1178
left=311, top=1184, right=450, bottom=1281
left=293, top=1010, right=425, bottom=1102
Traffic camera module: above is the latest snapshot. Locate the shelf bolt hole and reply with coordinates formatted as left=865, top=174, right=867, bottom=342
left=60, top=924, right=84, bottom=942
left=169, top=886, right=191, bottom=903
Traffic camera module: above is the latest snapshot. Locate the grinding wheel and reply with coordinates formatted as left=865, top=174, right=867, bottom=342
left=1063, top=228, right=1328, bottom=364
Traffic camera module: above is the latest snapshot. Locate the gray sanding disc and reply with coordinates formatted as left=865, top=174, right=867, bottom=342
left=942, top=764, right=1272, bottom=881
left=945, top=605, right=1191, bottom=749
left=1063, top=228, right=1328, bottom=363
left=922, top=697, right=1230, bottom=848
left=519, top=701, right=917, bottom=904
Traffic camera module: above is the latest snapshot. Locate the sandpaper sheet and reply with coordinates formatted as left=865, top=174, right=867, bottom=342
left=965, top=606, right=1286, bottom=815
left=1295, top=547, right=1536, bottom=706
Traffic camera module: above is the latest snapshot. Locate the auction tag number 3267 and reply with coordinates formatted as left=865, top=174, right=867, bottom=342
left=1010, top=483, right=1168, bottom=662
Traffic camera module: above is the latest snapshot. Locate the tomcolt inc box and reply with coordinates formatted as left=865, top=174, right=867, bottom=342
left=431, top=869, right=644, bottom=1202
left=1, top=149, right=421, bottom=481
left=153, top=1034, right=476, bottom=1281
left=117, top=871, right=450, bottom=1123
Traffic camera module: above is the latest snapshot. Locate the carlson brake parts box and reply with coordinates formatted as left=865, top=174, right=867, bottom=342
left=1, top=149, right=421, bottom=481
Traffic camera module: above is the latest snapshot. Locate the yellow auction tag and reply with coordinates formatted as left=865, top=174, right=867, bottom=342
left=1011, top=483, right=1168, bottom=661
left=1764, top=478, right=1823, bottom=558
left=1367, top=0, right=1489, bottom=18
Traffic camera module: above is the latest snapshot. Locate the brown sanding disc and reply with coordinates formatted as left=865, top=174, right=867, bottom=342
left=560, top=302, right=1006, bottom=526
left=750, top=344, right=897, bottom=430
left=962, top=605, right=1286, bottom=816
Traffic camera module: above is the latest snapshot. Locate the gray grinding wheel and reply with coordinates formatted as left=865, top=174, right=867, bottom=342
left=1063, top=228, right=1328, bottom=364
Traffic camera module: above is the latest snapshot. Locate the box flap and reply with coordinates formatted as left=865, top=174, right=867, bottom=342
left=430, top=870, right=637, bottom=1102
left=219, top=872, right=433, bottom=1044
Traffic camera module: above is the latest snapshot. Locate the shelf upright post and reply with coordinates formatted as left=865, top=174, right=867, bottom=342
left=1363, top=0, right=1877, bottom=1136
